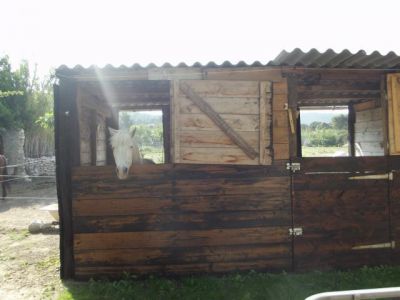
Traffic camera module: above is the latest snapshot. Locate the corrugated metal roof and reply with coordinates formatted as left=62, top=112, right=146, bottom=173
left=55, top=48, right=400, bottom=76
left=268, top=48, right=400, bottom=69
left=55, top=60, right=268, bottom=75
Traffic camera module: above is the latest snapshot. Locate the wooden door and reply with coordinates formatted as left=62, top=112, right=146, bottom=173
left=389, top=157, right=400, bottom=265
left=171, top=80, right=272, bottom=165
left=291, top=157, right=392, bottom=271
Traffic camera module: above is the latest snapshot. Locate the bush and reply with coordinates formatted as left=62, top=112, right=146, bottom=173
left=302, top=129, right=348, bottom=147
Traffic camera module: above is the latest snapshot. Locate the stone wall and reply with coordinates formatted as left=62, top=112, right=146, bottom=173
left=3, top=129, right=27, bottom=176
left=25, top=156, right=56, bottom=176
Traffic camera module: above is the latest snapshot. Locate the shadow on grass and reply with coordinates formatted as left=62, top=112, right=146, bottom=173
left=58, top=266, right=400, bottom=300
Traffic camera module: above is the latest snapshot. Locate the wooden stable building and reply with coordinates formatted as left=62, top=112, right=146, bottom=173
left=55, top=49, right=400, bottom=279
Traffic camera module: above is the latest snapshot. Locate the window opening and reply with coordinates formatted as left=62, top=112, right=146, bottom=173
left=300, top=106, right=350, bottom=157
left=118, top=110, right=164, bottom=163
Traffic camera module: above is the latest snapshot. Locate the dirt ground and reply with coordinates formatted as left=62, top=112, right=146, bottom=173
left=0, top=178, right=60, bottom=300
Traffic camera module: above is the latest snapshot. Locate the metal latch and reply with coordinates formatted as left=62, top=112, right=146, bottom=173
left=289, top=227, right=303, bottom=236
left=286, top=162, right=301, bottom=172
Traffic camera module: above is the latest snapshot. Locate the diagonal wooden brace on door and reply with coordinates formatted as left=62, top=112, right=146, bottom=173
left=179, top=82, right=259, bottom=160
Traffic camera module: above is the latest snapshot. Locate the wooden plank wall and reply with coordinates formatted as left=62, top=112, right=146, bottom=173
left=71, top=164, right=292, bottom=279
left=172, top=80, right=272, bottom=165
left=292, top=157, right=391, bottom=271
left=389, top=157, right=400, bottom=264
left=354, top=105, right=384, bottom=156
left=289, top=69, right=383, bottom=106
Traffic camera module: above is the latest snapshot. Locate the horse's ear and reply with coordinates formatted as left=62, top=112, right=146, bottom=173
left=130, top=127, right=137, bottom=138
left=108, top=127, right=118, bottom=136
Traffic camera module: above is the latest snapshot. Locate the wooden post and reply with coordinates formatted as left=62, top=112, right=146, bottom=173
left=287, top=77, right=299, bottom=159
left=54, top=78, right=78, bottom=279
left=162, top=105, right=171, bottom=163
left=89, top=110, right=97, bottom=166
left=348, top=104, right=356, bottom=157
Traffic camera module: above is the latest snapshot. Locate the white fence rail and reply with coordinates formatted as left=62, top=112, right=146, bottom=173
left=305, top=287, right=400, bottom=300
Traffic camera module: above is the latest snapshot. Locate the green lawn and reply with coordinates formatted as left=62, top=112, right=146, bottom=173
left=302, top=146, right=349, bottom=157
left=59, top=266, right=400, bottom=300
left=141, top=146, right=164, bottom=164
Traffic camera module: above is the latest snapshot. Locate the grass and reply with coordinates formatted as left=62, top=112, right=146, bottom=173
left=58, top=266, right=400, bottom=300
left=7, top=229, right=30, bottom=241
left=302, top=146, right=349, bottom=157
left=36, top=255, right=60, bottom=271
left=141, top=146, right=164, bottom=164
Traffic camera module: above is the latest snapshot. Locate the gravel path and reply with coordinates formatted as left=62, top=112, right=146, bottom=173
left=0, top=179, right=60, bottom=300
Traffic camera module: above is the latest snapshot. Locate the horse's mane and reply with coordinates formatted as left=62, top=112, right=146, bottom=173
left=109, top=130, right=135, bottom=148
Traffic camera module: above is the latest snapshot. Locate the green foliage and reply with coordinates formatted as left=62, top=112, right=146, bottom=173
left=0, top=56, right=30, bottom=129
left=332, top=114, right=348, bottom=130
left=0, top=55, right=54, bottom=131
left=302, top=114, right=348, bottom=147
left=302, top=128, right=348, bottom=147
left=0, top=90, right=24, bottom=98
left=0, top=55, right=55, bottom=156
left=59, top=266, right=400, bottom=300
left=132, top=124, right=163, bottom=148
left=35, top=111, right=54, bottom=129
left=119, top=111, right=164, bottom=162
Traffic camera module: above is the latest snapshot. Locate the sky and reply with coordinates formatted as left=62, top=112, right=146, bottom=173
left=2, top=0, right=400, bottom=76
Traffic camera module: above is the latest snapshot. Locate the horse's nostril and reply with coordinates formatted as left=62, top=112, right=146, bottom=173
left=123, top=167, right=128, bottom=174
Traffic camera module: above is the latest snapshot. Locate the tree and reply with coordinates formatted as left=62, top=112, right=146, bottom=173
left=332, top=114, right=348, bottom=130
left=0, top=55, right=55, bottom=157
left=0, top=56, right=30, bottom=129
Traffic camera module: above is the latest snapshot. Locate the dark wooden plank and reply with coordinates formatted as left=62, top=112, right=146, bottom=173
left=174, top=177, right=289, bottom=197
left=294, top=173, right=388, bottom=191
left=75, top=257, right=291, bottom=279
left=292, top=157, right=388, bottom=173
left=89, top=109, right=97, bottom=166
left=72, top=164, right=289, bottom=180
left=55, top=79, right=79, bottom=279
left=162, top=105, right=171, bottom=163
left=73, top=193, right=290, bottom=217
left=73, top=210, right=292, bottom=233
left=72, top=176, right=289, bottom=200
left=296, top=79, right=381, bottom=91
left=74, top=243, right=291, bottom=266
left=74, top=227, right=290, bottom=251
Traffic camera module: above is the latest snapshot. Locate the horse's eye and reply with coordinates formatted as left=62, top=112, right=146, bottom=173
left=130, top=146, right=134, bottom=149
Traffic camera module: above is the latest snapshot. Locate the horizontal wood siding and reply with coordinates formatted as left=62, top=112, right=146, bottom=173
left=72, top=164, right=291, bottom=278
left=292, top=157, right=391, bottom=271
left=285, top=69, right=383, bottom=106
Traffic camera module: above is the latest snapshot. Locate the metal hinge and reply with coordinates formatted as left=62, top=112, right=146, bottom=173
left=352, top=241, right=395, bottom=250
left=348, top=172, right=393, bottom=181
left=286, top=162, right=301, bottom=172
left=289, top=227, right=303, bottom=236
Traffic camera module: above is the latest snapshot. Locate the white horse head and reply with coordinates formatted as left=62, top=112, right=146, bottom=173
left=108, top=127, right=142, bottom=179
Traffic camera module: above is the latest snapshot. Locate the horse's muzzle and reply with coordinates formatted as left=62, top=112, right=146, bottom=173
left=116, top=167, right=129, bottom=180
